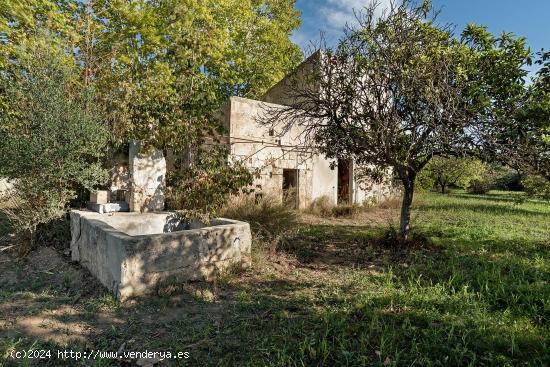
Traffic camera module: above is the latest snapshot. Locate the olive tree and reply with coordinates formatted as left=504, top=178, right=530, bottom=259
left=0, top=36, right=109, bottom=246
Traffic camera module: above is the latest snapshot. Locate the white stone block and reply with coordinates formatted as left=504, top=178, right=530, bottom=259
left=90, top=190, right=109, bottom=204
left=129, top=141, right=166, bottom=212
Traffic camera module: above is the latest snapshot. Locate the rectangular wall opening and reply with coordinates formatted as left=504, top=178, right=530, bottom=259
left=282, top=169, right=298, bottom=208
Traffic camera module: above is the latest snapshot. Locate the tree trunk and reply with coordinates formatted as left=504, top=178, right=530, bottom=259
left=399, top=175, right=415, bottom=240
left=440, top=183, right=446, bottom=194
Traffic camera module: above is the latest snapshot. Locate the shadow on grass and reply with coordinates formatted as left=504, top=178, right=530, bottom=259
left=281, top=224, right=439, bottom=267
left=1, top=237, right=549, bottom=366
left=416, top=200, right=547, bottom=217
left=1, top=189, right=549, bottom=366
left=451, top=191, right=525, bottom=202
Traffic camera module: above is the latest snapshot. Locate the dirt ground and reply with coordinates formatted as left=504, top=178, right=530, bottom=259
left=0, top=207, right=405, bottom=366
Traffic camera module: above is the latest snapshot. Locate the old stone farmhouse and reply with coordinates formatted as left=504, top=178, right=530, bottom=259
left=109, top=55, right=394, bottom=213
left=218, top=54, right=394, bottom=210
left=221, top=97, right=393, bottom=210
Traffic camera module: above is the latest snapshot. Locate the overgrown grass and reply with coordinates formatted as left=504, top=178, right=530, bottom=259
left=220, top=195, right=298, bottom=254
left=307, top=195, right=364, bottom=218
left=0, top=191, right=548, bottom=366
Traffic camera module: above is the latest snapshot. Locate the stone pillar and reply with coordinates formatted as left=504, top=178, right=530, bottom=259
left=129, top=141, right=166, bottom=212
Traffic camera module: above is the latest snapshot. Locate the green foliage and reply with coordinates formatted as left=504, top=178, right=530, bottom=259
left=70, top=0, right=302, bottom=219
left=1, top=0, right=302, bottom=225
left=77, top=0, right=302, bottom=147
left=0, top=0, right=77, bottom=68
left=0, top=1, right=78, bottom=118
left=488, top=164, right=523, bottom=190
left=165, top=146, right=254, bottom=221
left=460, top=24, right=547, bottom=179
left=418, top=158, right=523, bottom=195
left=0, top=36, right=108, bottom=244
left=273, top=0, right=502, bottom=237
left=467, top=164, right=523, bottom=194
left=418, top=157, right=485, bottom=193
left=523, top=175, right=550, bottom=200
left=518, top=50, right=550, bottom=179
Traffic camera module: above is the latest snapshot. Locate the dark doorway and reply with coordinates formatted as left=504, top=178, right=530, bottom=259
left=337, top=159, right=351, bottom=204
left=282, top=169, right=298, bottom=208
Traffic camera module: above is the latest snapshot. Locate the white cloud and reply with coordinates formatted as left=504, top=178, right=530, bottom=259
left=292, top=0, right=392, bottom=52
left=321, top=0, right=391, bottom=30
left=290, top=31, right=312, bottom=49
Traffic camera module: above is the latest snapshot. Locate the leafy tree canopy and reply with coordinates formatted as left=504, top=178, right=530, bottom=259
left=76, top=0, right=302, bottom=148
left=518, top=50, right=550, bottom=179
left=1, top=0, right=302, bottom=219
left=418, top=157, right=485, bottom=194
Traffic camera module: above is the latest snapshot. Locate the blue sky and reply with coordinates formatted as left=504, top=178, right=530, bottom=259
left=292, top=0, right=549, bottom=70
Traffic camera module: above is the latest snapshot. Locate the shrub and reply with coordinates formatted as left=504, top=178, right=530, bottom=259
left=466, top=164, right=523, bottom=194
left=35, top=217, right=71, bottom=251
left=165, top=145, right=254, bottom=222
left=468, top=179, right=491, bottom=194
left=0, top=35, right=109, bottom=248
left=490, top=165, right=523, bottom=191
left=523, top=175, right=550, bottom=200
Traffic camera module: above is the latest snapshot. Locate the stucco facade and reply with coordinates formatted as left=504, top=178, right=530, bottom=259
left=221, top=96, right=394, bottom=209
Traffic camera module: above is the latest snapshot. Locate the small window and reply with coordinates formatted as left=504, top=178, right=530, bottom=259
left=268, top=128, right=275, bottom=137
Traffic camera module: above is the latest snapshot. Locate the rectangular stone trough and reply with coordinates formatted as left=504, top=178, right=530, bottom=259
left=70, top=210, right=251, bottom=300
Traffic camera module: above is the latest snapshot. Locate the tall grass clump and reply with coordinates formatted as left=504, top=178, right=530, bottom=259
left=307, top=196, right=334, bottom=217
left=220, top=195, right=298, bottom=255
left=308, top=195, right=363, bottom=218
left=375, top=195, right=403, bottom=209
left=331, top=203, right=361, bottom=217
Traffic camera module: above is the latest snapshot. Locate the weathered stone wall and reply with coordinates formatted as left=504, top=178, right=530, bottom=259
left=70, top=210, right=252, bottom=300
left=224, top=96, right=397, bottom=208
left=128, top=141, right=166, bottom=212
left=263, top=51, right=322, bottom=107
left=352, top=163, right=398, bottom=205
left=225, top=97, right=324, bottom=209
left=108, top=152, right=130, bottom=202
left=0, top=178, right=13, bottom=197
